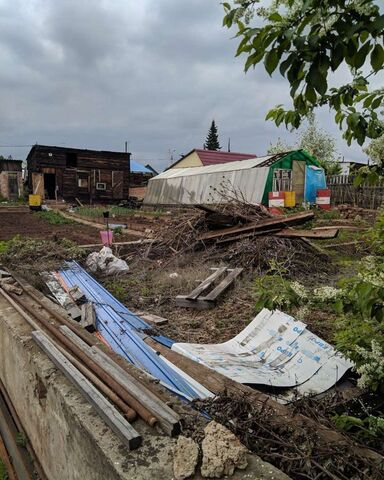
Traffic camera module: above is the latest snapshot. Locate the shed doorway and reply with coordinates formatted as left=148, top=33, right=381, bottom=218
left=292, top=161, right=306, bottom=205
left=44, top=173, right=56, bottom=199
left=8, top=173, right=19, bottom=200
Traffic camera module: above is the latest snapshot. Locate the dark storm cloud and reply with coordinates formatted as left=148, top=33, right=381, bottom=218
left=0, top=0, right=366, bottom=170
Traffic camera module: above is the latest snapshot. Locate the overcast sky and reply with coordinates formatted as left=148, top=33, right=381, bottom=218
left=0, top=0, right=373, bottom=171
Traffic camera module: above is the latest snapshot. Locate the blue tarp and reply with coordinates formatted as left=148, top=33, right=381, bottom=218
left=304, top=165, right=326, bottom=204
left=58, top=261, right=201, bottom=399
left=131, top=161, right=152, bottom=174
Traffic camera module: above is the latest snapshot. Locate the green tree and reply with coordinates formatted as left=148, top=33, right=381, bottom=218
left=223, top=1, right=384, bottom=146
left=268, top=114, right=342, bottom=174
left=204, top=120, right=221, bottom=150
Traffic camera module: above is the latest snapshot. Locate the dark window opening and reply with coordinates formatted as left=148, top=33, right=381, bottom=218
left=66, top=152, right=77, bottom=167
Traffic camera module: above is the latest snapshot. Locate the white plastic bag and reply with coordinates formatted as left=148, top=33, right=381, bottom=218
left=86, top=247, right=129, bottom=275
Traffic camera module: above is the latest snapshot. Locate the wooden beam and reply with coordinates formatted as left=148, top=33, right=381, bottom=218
left=202, top=268, right=243, bottom=301
left=186, top=267, right=227, bottom=300
left=273, top=228, right=339, bottom=239
left=175, top=296, right=215, bottom=310
left=32, top=330, right=142, bottom=450
left=199, top=211, right=315, bottom=241
left=58, top=325, right=181, bottom=436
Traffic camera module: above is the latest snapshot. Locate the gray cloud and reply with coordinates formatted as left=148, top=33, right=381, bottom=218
left=0, top=0, right=370, bottom=171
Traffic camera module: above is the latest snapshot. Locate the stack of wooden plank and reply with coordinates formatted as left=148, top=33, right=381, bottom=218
left=199, top=211, right=339, bottom=244
left=176, top=267, right=243, bottom=310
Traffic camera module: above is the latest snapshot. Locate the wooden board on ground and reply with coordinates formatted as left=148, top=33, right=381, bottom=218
left=273, top=228, right=339, bottom=239
left=176, top=267, right=243, bottom=310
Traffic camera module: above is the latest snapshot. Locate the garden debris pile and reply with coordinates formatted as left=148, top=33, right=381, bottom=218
left=145, top=204, right=330, bottom=275
left=195, top=393, right=383, bottom=480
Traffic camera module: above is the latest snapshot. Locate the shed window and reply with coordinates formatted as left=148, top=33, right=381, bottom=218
left=66, top=152, right=77, bottom=167
left=273, top=169, right=292, bottom=191
left=78, top=178, right=88, bottom=188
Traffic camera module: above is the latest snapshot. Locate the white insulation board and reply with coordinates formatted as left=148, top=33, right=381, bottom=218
left=172, top=309, right=353, bottom=399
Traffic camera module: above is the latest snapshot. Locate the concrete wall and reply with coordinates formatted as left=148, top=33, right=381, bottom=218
left=0, top=295, right=176, bottom=480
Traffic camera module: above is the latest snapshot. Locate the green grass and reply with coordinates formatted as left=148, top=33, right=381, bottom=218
left=34, top=211, right=75, bottom=225
left=0, top=241, right=9, bottom=254
left=0, top=459, right=8, bottom=480
left=75, top=206, right=164, bottom=218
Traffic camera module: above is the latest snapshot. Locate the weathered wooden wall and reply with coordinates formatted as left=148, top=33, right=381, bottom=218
left=328, top=175, right=384, bottom=209
left=27, top=146, right=130, bottom=202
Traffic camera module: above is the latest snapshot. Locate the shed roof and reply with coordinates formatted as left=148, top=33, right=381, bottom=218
left=130, top=160, right=153, bottom=173
left=0, top=159, right=23, bottom=171
left=168, top=148, right=257, bottom=168
left=26, top=144, right=130, bottom=161
left=153, top=152, right=288, bottom=180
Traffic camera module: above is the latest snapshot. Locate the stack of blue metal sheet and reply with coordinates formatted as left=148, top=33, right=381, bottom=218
left=58, top=261, right=206, bottom=400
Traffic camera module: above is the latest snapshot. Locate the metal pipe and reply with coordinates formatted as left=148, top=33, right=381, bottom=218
left=0, top=393, right=33, bottom=480
left=0, top=288, right=157, bottom=427
left=0, top=378, right=47, bottom=480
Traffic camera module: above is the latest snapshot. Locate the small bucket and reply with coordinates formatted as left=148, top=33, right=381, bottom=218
left=100, top=230, right=113, bottom=246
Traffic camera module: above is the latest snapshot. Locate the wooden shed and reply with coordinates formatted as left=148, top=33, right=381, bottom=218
left=26, top=145, right=131, bottom=202
left=0, top=159, right=23, bottom=201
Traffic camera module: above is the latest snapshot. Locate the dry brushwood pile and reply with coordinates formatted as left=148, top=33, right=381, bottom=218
left=195, top=393, right=383, bottom=480
left=143, top=202, right=330, bottom=276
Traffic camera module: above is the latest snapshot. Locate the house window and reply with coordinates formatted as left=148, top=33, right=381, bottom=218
left=66, top=152, right=77, bottom=167
left=273, top=169, right=292, bottom=191
left=78, top=178, right=88, bottom=188
left=96, top=182, right=106, bottom=190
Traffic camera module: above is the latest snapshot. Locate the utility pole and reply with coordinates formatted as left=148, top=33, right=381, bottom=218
left=125, top=141, right=131, bottom=198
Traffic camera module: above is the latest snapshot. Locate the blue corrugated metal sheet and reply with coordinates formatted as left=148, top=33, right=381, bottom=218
left=58, top=261, right=200, bottom=399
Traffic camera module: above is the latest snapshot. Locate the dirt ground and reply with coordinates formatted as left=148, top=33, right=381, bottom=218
left=0, top=210, right=102, bottom=244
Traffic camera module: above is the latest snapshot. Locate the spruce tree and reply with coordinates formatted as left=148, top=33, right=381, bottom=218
left=204, top=120, right=221, bottom=151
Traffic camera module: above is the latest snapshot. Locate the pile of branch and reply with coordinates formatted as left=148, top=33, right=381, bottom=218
left=195, top=393, right=382, bottom=480
left=142, top=204, right=333, bottom=275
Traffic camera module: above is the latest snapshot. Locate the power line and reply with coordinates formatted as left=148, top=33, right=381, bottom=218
left=0, top=144, right=34, bottom=148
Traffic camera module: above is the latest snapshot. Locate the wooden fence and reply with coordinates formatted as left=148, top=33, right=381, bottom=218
left=327, top=175, right=384, bottom=209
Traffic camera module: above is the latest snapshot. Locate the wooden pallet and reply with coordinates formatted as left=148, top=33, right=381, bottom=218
left=176, top=267, right=243, bottom=310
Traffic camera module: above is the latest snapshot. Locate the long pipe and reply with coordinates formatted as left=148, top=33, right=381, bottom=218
left=0, top=378, right=47, bottom=480
left=15, top=280, right=173, bottom=415
left=0, top=288, right=157, bottom=427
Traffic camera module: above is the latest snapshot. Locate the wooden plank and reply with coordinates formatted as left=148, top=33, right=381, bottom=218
left=133, top=311, right=168, bottom=325
left=78, top=239, right=156, bottom=248
left=32, top=330, right=142, bottom=450
left=202, top=268, right=243, bottom=301
left=313, top=225, right=367, bottom=231
left=175, top=295, right=215, bottom=310
left=273, top=228, right=339, bottom=239
left=215, top=228, right=282, bottom=245
left=58, top=326, right=181, bottom=436
left=199, top=211, right=315, bottom=241
left=80, top=303, right=96, bottom=331
left=186, top=267, right=227, bottom=300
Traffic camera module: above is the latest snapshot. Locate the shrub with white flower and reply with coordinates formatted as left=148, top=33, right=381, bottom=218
left=313, top=286, right=341, bottom=302
left=355, top=340, right=384, bottom=392
left=290, top=281, right=308, bottom=300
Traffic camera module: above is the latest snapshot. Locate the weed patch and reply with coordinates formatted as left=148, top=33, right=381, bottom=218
left=34, top=211, right=74, bottom=225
